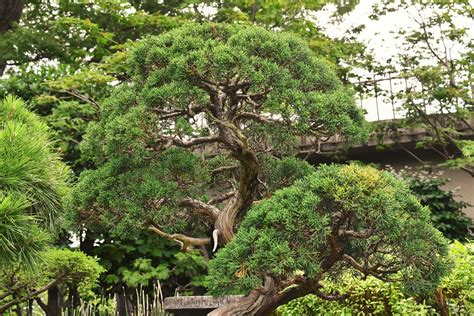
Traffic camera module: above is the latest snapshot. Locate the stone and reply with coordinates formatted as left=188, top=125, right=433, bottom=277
left=164, top=295, right=243, bottom=316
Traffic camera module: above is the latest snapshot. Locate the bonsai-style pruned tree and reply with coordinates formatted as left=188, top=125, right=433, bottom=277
left=68, top=23, right=448, bottom=313
left=69, top=22, right=367, bottom=242
left=207, top=164, right=450, bottom=314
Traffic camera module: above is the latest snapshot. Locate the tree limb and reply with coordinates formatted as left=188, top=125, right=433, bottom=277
left=313, top=288, right=349, bottom=301
left=0, top=272, right=67, bottom=313
left=343, top=254, right=365, bottom=272
left=35, top=297, right=47, bottom=312
left=339, top=227, right=374, bottom=239
left=208, top=191, right=236, bottom=205
left=172, top=135, right=221, bottom=148
left=0, top=284, right=27, bottom=301
left=147, top=224, right=210, bottom=252
left=180, top=197, right=220, bottom=222
left=210, top=165, right=239, bottom=175
left=234, top=112, right=280, bottom=124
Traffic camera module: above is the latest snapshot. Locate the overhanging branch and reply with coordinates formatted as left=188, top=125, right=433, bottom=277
left=234, top=112, right=280, bottom=124
left=208, top=191, right=236, bottom=205
left=314, top=288, right=349, bottom=301
left=172, top=135, right=221, bottom=148
left=338, top=227, right=374, bottom=239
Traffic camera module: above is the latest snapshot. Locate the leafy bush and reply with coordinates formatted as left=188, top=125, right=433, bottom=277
left=0, top=248, right=103, bottom=313
left=278, top=241, right=474, bottom=315
left=408, top=177, right=472, bottom=241
left=90, top=231, right=208, bottom=296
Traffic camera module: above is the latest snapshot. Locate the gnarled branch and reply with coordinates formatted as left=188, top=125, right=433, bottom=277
left=180, top=197, right=220, bottom=222
left=339, top=227, right=374, bottom=239
left=234, top=112, right=280, bottom=124
left=148, top=224, right=210, bottom=252
left=210, top=165, right=239, bottom=175
left=172, top=135, right=221, bottom=148
left=314, top=288, right=349, bottom=302
left=208, top=191, right=236, bottom=205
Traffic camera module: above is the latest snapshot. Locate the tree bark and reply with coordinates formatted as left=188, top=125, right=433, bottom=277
left=0, top=0, right=22, bottom=33
left=0, top=273, right=66, bottom=314
left=211, top=216, right=348, bottom=315
left=46, top=285, right=61, bottom=316
left=209, top=276, right=315, bottom=316
left=67, top=285, right=81, bottom=316
left=12, top=293, right=22, bottom=316
left=212, top=116, right=260, bottom=245
left=116, top=289, right=133, bottom=316
left=0, top=0, right=23, bottom=75
left=27, top=299, right=33, bottom=316
left=208, top=276, right=280, bottom=316
left=433, top=288, right=449, bottom=316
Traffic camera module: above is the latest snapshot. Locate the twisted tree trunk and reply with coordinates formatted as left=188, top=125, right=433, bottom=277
left=208, top=276, right=315, bottom=316
left=210, top=216, right=347, bottom=315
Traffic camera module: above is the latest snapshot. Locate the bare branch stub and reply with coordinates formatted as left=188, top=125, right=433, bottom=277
left=148, top=224, right=211, bottom=252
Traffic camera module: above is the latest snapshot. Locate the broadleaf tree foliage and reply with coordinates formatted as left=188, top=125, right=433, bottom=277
left=0, top=248, right=103, bottom=314
left=67, top=23, right=451, bottom=314
left=370, top=0, right=474, bottom=175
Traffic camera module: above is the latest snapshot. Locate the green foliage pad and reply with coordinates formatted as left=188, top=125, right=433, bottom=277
left=208, top=165, right=450, bottom=298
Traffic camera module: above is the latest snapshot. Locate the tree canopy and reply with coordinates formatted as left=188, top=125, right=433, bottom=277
left=0, top=248, right=103, bottom=314
left=207, top=164, right=450, bottom=314
left=68, top=23, right=367, bottom=246
left=369, top=0, right=474, bottom=175
left=0, top=1, right=469, bottom=314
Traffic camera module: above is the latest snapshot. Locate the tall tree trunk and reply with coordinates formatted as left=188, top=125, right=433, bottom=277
left=0, top=0, right=23, bottom=75
left=46, top=285, right=61, bottom=316
left=211, top=232, right=345, bottom=315
left=434, top=288, right=449, bottom=316
left=116, top=289, right=133, bottom=316
left=27, top=299, right=33, bottom=316
left=12, top=293, right=22, bottom=316
left=0, top=0, right=22, bottom=32
left=67, top=285, right=81, bottom=316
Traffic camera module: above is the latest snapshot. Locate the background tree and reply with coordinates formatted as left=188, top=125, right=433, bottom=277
left=0, top=248, right=103, bottom=315
left=406, top=175, right=472, bottom=241
left=370, top=0, right=474, bottom=175
left=87, top=230, right=207, bottom=313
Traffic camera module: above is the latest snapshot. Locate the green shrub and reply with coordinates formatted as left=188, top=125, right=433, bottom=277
left=408, top=177, right=472, bottom=241
left=278, top=242, right=474, bottom=315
